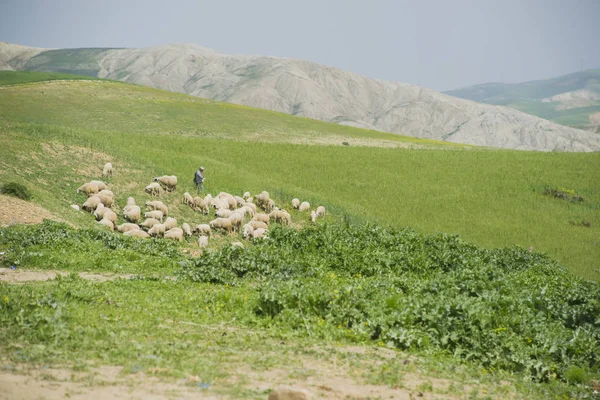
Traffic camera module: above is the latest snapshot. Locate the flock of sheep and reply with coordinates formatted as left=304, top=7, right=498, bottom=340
left=72, top=163, right=326, bottom=249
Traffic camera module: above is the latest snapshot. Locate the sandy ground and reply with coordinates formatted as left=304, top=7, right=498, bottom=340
left=0, top=267, right=133, bottom=283
left=0, top=194, right=57, bottom=226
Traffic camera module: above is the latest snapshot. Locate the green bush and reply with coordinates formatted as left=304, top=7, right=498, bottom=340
left=182, top=223, right=600, bottom=382
left=0, top=182, right=32, bottom=200
left=564, top=366, right=587, bottom=384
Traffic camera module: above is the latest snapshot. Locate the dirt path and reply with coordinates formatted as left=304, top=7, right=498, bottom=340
left=0, top=267, right=133, bottom=283
left=0, top=194, right=57, bottom=226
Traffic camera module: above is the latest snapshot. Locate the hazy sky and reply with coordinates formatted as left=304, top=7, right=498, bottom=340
left=1, top=0, right=599, bottom=91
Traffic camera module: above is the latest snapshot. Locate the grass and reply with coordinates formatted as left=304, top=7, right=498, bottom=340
left=0, top=70, right=100, bottom=86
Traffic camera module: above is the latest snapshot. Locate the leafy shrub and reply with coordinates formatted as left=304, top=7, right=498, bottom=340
left=0, top=182, right=31, bottom=200
left=182, top=223, right=600, bottom=382
left=564, top=366, right=587, bottom=384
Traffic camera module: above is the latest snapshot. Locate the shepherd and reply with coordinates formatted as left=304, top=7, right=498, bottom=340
left=194, top=166, right=205, bottom=193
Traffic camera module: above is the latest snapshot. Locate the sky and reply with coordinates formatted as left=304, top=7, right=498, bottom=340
left=1, top=0, right=599, bottom=91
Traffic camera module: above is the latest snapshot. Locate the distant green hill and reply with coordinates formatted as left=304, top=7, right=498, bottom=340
left=445, top=69, right=600, bottom=133
left=1, top=71, right=598, bottom=280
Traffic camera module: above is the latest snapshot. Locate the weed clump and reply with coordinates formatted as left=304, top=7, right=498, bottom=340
left=543, top=186, right=584, bottom=202
left=0, top=182, right=32, bottom=200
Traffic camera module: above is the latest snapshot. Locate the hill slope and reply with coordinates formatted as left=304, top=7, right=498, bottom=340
left=446, top=69, right=600, bottom=133
left=0, top=71, right=599, bottom=280
left=2, top=42, right=599, bottom=151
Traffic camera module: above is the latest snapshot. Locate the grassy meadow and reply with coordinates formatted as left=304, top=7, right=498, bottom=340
left=1, top=71, right=600, bottom=398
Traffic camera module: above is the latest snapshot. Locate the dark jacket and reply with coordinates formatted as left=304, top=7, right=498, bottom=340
left=194, top=170, right=204, bottom=184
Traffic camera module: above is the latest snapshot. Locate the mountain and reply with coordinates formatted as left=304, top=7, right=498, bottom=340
left=446, top=69, right=600, bottom=133
left=2, top=41, right=599, bottom=152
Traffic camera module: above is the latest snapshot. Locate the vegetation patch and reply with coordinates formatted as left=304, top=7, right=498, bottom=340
left=182, top=223, right=600, bottom=383
left=0, top=182, right=32, bottom=201
left=543, top=186, right=584, bottom=202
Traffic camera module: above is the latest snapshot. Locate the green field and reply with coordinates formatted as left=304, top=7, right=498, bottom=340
left=1, top=71, right=599, bottom=398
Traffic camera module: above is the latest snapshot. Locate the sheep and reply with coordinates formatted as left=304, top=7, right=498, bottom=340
left=140, top=218, right=160, bottom=230
left=163, top=217, right=177, bottom=231
left=242, top=202, right=257, bottom=213
left=153, top=175, right=178, bottom=192
left=182, top=223, right=192, bottom=237
left=234, top=196, right=245, bottom=206
left=194, top=224, right=211, bottom=236
left=255, top=192, right=271, bottom=210
left=89, top=180, right=107, bottom=191
left=145, top=201, right=168, bottom=216
left=198, top=235, right=208, bottom=249
left=204, top=194, right=213, bottom=206
left=145, top=182, right=161, bottom=196
left=239, top=205, right=255, bottom=217
left=116, top=223, right=140, bottom=233
left=82, top=196, right=102, bottom=212
left=102, top=162, right=113, bottom=178
left=252, top=228, right=267, bottom=239
left=103, top=209, right=118, bottom=223
left=242, top=223, right=254, bottom=239
left=270, top=210, right=291, bottom=225
left=216, top=209, right=233, bottom=218
left=77, top=182, right=99, bottom=195
left=248, top=220, right=268, bottom=230
left=144, top=210, right=163, bottom=222
left=311, top=210, right=317, bottom=223
left=209, top=218, right=233, bottom=234
left=228, top=211, right=244, bottom=232
left=192, top=197, right=209, bottom=214
left=96, top=193, right=114, bottom=208
left=98, top=218, right=114, bottom=230
left=218, top=193, right=237, bottom=210
left=123, top=205, right=141, bottom=223
left=242, top=191, right=251, bottom=200
left=211, top=198, right=229, bottom=211
left=124, top=230, right=149, bottom=238
left=253, top=213, right=270, bottom=224
left=93, top=203, right=108, bottom=220
left=164, top=227, right=183, bottom=241
left=148, top=223, right=166, bottom=237
left=182, top=192, right=194, bottom=207
left=316, top=206, right=326, bottom=217
left=299, top=201, right=310, bottom=212
left=71, top=204, right=80, bottom=211
left=292, top=198, right=300, bottom=209
left=98, top=190, right=114, bottom=199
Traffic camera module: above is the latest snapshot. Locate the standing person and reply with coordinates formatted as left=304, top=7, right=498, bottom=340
left=194, top=166, right=205, bottom=193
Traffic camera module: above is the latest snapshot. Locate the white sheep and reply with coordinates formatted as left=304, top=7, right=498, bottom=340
left=98, top=189, right=114, bottom=199
left=145, top=201, right=168, bottom=216
left=148, top=223, right=166, bottom=237
left=242, top=223, right=254, bottom=239
left=145, top=182, right=161, bottom=196
left=216, top=209, right=233, bottom=218
left=124, top=230, right=149, bottom=238
left=311, top=210, right=317, bottom=223
left=248, top=220, right=268, bottom=230
left=144, top=210, right=163, bottom=222
left=255, top=192, right=271, bottom=210
left=270, top=210, right=291, bottom=225
left=239, top=205, right=255, bottom=217
left=228, top=211, right=244, bottom=232
left=234, top=195, right=245, bottom=206
left=252, top=228, right=267, bottom=239
left=218, top=193, right=237, bottom=210
left=193, top=197, right=209, bottom=214
left=82, top=196, right=102, bottom=212
left=242, top=191, right=251, bottom=200
left=117, top=223, right=141, bottom=233
left=164, top=217, right=177, bottom=231
left=70, top=204, right=80, bottom=211
left=182, top=192, right=194, bottom=207
left=93, top=203, right=108, bottom=220
left=291, top=198, right=300, bottom=209
left=103, top=209, right=118, bottom=223
left=123, top=205, right=141, bottom=223
left=194, top=224, right=211, bottom=236
left=89, top=180, right=107, bottom=191
left=154, top=175, right=178, bottom=192
left=204, top=194, right=213, bottom=206
left=102, top=162, right=113, bottom=178
left=96, top=193, right=114, bottom=208
left=198, top=235, right=208, bottom=249
left=209, top=218, right=233, bottom=234
left=299, top=201, right=310, bottom=212
left=77, top=182, right=99, bottom=195
left=253, top=213, right=270, bottom=225
left=182, top=223, right=192, bottom=237
left=140, top=218, right=160, bottom=230
left=164, top=227, right=184, bottom=241
left=242, top=202, right=257, bottom=213
left=316, top=206, right=326, bottom=217
left=98, top=218, right=114, bottom=231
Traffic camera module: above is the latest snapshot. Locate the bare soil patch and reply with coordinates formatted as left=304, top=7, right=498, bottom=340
left=0, top=268, right=132, bottom=283
left=0, top=194, right=57, bottom=226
